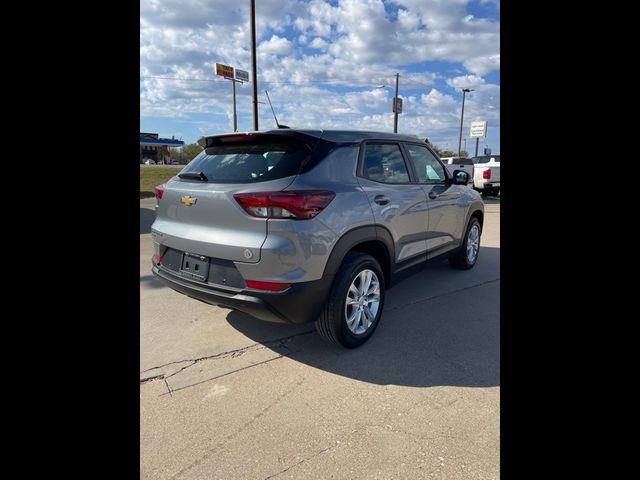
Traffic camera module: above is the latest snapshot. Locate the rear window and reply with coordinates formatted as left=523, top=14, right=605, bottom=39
left=452, top=158, right=473, bottom=165
left=180, top=136, right=309, bottom=183
left=472, top=155, right=500, bottom=164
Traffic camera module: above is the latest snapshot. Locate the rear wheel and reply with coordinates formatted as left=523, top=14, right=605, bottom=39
left=449, top=217, right=482, bottom=270
left=315, top=252, right=385, bottom=348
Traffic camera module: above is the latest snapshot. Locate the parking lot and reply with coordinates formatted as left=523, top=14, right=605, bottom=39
left=140, top=197, right=500, bottom=479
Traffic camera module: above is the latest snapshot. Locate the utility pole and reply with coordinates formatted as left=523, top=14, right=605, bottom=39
left=393, top=73, right=399, bottom=133
left=458, top=88, right=474, bottom=157
left=249, top=0, right=258, bottom=131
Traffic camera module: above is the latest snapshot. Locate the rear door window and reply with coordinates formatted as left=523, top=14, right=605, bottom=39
left=452, top=158, right=473, bottom=166
left=472, top=155, right=500, bottom=164
left=361, top=143, right=411, bottom=183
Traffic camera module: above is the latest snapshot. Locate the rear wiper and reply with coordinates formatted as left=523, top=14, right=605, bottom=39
left=178, top=171, right=208, bottom=182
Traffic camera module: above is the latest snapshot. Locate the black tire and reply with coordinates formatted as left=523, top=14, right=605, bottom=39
left=482, top=189, right=495, bottom=197
left=315, top=252, right=386, bottom=348
left=449, top=217, right=482, bottom=270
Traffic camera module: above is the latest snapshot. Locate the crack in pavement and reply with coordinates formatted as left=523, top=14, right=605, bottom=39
left=160, top=355, right=287, bottom=395
left=139, top=329, right=314, bottom=383
left=262, top=444, right=336, bottom=480
left=385, top=277, right=500, bottom=312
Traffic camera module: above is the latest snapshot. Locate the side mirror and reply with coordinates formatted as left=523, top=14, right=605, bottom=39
left=451, top=170, right=469, bottom=185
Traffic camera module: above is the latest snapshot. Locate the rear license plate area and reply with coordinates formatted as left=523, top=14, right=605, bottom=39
left=180, top=253, right=210, bottom=282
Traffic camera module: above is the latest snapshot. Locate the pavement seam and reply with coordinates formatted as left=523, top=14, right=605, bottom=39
left=167, top=377, right=307, bottom=480
left=262, top=444, right=336, bottom=480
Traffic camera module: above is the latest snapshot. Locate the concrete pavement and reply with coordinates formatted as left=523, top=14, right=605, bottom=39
left=140, top=197, right=500, bottom=479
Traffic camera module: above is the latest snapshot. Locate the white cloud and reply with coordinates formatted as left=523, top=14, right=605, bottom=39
left=464, top=54, right=501, bottom=76
left=140, top=0, right=500, bottom=151
left=446, top=75, right=486, bottom=90
left=259, top=35, right=293, bottom=55
left=309, top=37, right=329, bottom=50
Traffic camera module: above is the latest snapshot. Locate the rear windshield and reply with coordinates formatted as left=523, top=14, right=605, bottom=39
left=180, top=137, right=309, bottom=183
left=452, top=158, right=473, bottom=165
left=472, top=155, right=500, bottom=164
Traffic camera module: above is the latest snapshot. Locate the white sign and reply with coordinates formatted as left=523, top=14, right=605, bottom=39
left=470, top=121, right=487, bottom=138
left=235, top=69, right=249, bottom=82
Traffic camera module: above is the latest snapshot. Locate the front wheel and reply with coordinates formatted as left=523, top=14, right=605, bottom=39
left=449, top=217, right=482, bottom=270
left=315, top=252, right=386, bottom=348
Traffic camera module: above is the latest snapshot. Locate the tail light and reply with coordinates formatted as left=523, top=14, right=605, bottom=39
left=153, top=254, right=163, bottom=265
left=483, top=169, right=491, bottom=179
left=155, top=184, right=166, bottom=199
left=245, top=280, right=292, bottom=291
left=234, top=190, right=336, bottom=219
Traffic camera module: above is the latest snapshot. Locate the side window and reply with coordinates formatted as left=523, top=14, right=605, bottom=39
left=362, top=143, right=410, bottom=183
left=404, top=144, right=447, bottom=183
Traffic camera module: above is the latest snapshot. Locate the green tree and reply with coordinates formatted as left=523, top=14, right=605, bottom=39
left=432, top=146, right=468, bottom=158
left=170, top=143, right=203, bottom=164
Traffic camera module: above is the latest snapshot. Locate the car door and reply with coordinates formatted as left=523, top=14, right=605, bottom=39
left=402, top=143, right=465, bottom=257
left=356, top=141, right=429, bottom=270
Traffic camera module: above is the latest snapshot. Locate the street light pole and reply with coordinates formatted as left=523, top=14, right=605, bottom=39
left=393, top=73, right=399, bottom=133
left=249, top=0, right=258, bottom=131
left=457, top=87, right=474, bottom=157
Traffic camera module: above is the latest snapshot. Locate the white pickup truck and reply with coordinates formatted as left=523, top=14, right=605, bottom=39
left=440, top=157, right=475, bottom=186
left=471, top=155, right=500, bottom=196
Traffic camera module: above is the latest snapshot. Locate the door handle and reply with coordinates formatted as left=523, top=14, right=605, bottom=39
left=428, top=191, right=438, bottom=199
left=374, top=195, right=390, bottom=205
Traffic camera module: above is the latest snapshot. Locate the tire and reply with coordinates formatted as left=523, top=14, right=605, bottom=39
left=315, top=252, right=386, bottom=348
left=449, top=217, right=482, bottom=270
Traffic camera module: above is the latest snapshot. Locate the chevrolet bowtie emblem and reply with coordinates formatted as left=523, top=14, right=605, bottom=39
left=181, top=196, right=197, bottom=206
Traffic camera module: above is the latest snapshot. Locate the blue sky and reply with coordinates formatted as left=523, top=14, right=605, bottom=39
left=140, top=0, right=500, bottom=154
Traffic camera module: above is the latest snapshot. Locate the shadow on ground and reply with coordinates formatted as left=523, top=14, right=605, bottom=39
left=140, top=208, right=155, bottom=234
left=226, top=247, right=500, bottom=389
left=140, top=274, right=165, bottom=289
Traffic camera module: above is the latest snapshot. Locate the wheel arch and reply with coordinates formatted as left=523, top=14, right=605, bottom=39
left=323, top=226, right=394, bottom=286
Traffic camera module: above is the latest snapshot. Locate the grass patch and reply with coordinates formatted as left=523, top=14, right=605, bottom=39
left=140, top=165, right=183, bottom=199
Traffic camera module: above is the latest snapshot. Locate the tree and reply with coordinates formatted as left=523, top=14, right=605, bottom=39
left=170, top=143, right=203, bottom=164
left=431, top=146, right=468, bottom=158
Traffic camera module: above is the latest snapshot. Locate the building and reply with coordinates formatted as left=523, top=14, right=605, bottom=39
left=140, top=133, right=185, bottom=164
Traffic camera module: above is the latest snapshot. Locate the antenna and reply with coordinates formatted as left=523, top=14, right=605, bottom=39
left=264, top=90, right=289, bottom=129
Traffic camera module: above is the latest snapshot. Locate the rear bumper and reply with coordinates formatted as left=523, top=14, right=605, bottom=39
left=152, top=265, right=333, bottom=324
left=474, top=181, right=500, bottom=190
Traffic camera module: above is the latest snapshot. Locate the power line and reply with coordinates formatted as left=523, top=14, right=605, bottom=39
left=139, top=75, right=435, bottom=88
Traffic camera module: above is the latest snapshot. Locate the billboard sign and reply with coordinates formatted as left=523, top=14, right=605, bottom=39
left=215, top=62, right=234, bottom=79
left=470, top=121, right=487, bottom=138
left=235, top=69, right=249, bottom=82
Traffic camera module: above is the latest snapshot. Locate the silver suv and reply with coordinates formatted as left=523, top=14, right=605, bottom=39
left=151, top=130, right=484, bottom=348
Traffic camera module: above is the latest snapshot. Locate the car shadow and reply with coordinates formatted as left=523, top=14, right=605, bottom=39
left=226, top=246, right=500, bottom=388
left=140, top=208, right=155, bottom=234
left=140, top=274, right=165, bottom=289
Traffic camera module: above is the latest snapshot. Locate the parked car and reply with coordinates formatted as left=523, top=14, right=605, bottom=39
left=471, top=155, right=500, bottom=196
left=151, top=130, right=484, bottom=348
left=143, top=158, right=156, bottom=165
left=439, top=157, right=475, bottom=185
